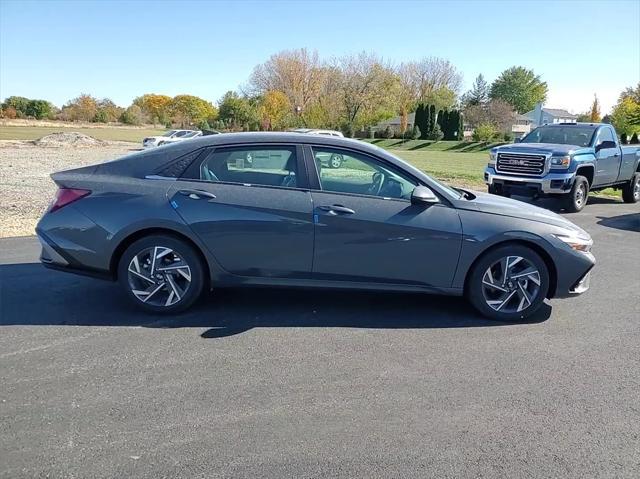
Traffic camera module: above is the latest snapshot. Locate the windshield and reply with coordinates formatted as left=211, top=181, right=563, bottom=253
left=521, top=126, right=597, bottom=147
left=162, top=130, right=177, bottom=137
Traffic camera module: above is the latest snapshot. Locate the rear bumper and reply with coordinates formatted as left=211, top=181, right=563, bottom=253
left=37, top=231, right=113, bottom=280
left=485, top=168, right=575, bottom=195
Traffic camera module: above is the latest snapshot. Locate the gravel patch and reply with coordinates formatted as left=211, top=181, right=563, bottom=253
left=0, top=140, right=136, bottom=237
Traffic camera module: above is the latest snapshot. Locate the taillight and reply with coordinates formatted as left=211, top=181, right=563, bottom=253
left=48, top=188, right=91, bottom=213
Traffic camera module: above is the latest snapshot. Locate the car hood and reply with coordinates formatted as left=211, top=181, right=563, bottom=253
left=496, top=143, right=592, bottom=156
left=464, top=192, right=588, bottom=235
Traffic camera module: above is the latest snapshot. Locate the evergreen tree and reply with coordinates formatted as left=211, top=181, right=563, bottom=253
left=457, top=111, right=464, bottom=140
left=463, top=74, right=490, bottom=107
left=428, top=105, right=436, bottom=136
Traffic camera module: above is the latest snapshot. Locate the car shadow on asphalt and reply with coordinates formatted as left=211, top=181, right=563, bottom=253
left=596, top=212, right=640, bottom=233
left=0, top=263, right=552, bottom=338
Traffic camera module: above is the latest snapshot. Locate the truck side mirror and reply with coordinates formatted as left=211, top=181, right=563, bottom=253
left=596, top=140, right=616, bottom=152
left=411, top=185, right=439, bottom=205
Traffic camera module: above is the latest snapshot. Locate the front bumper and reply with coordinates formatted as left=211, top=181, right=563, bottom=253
left=485, top=168, right=575, bottom=195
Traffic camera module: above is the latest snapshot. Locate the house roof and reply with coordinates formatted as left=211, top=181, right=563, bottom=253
left=542, top=108, right=578, bottom=118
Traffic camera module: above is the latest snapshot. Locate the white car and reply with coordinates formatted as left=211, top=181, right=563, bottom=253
left=142, top=130, right=202, bottom=149
left=291, top=128, right=344, bottom=137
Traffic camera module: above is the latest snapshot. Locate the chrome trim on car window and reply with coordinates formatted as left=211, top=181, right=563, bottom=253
left=145, top=175, right=177, bottom=181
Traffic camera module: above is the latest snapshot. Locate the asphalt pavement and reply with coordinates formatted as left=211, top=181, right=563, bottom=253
left=1, top=196, right=639, bottom=478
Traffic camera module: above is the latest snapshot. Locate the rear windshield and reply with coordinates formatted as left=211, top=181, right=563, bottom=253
left=521, top=126, right=597, bottom=147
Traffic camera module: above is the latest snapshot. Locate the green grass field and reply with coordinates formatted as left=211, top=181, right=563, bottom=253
left=0, top=126, right=165, bottom=143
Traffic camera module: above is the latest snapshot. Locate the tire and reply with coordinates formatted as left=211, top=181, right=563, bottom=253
left=118, top=234, right=205, bottom=314
left=621, top=172, right=640, bottom=203
left=466, top=244, right=550, bottom=322
left=488, top=184, right=498, bottom=195
left=329, top=154, right=343, bottom=169
left=563, top=175, right=589, bottom=213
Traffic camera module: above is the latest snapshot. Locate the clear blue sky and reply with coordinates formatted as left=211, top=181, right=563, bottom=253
left=1, top=0, right=638, bottom=114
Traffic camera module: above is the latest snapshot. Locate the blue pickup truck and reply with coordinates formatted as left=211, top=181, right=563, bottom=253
left=484, top=123, right=640, bottom=212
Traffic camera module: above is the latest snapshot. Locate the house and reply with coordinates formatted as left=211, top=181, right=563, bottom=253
left=373, top=112, right=415, bottom=132
left=512, top=114, right=534, bottom=137
left=525, top=103, right=578, bottom=127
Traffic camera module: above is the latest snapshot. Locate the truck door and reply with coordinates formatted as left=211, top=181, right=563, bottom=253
left=593, top=126, right=622, bottom=185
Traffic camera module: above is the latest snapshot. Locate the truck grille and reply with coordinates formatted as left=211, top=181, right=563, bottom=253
left=496, top=153, right=546, bottom=176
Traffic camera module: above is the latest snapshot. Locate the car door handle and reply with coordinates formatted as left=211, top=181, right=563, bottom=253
left=178, top=189, right=217, bottom=200
left=318, top=204, right=355, bottom=215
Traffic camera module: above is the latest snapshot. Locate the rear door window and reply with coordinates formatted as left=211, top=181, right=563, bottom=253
left=184, top=146, right=300, bottom=189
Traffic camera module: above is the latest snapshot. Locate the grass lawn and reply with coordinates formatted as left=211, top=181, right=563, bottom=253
left=0, top=126, right=165, bottom=143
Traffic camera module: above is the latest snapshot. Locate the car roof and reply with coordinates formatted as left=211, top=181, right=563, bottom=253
left=538, top=123, right=603, bottom=128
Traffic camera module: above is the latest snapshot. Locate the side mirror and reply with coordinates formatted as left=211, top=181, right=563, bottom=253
left=596, top=140, right=616, bottom=152
left=411, top=185, right=439, bottom=205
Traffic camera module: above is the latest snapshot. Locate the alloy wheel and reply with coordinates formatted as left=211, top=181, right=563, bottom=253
left=575, top=183, right=586, bottom=208
left=481, top=255, right=541, bottom=313
left=127, top=246, right=192, bottom=307
left=330, top=154, right=343, bottom=168
left=634, top=176, right=640, bottom=200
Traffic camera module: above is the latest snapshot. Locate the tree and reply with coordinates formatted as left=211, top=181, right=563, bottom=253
left=25, top=99, right=54, bottom=120
left=217, top=91, right=255, bottom=130
left=490, top=66, right=548, bottom=113
left=133, top=94, right=172, bottom=125
left=257, top=90, right=291, bottom=130
left=332, top=52, right=398, bottom=132
left=399, top=57, right=462, bottom=103
left=414, top=103, right=428, bottom=140
left=61, top=94, right=98, bottom=122
left=619, top=83, right=640, bottom=103
left=94, top=98, right=122, bottom=123
left=463, top=98, right=516, bottom=132
left=428, top=104, right=436, bottom=136
left=610, top=96, right=640, bottom=136
left=462, top=74, right=489, bottom=107
left=1, top=96, right=30, bottom=117
left=249, top=48, right=327, bottom=121
left=169, top=94, right=217, bottom=128
left=589, top=95, right=601, bottom=122
left=119, top=105, right=144, bottom=125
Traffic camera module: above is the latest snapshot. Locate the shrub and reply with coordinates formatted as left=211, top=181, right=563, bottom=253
left=426, top=123, right=443, bottom=141
left=197, top=119, right=210, bottom=130
left=119, top=105, right=143, bottom=125
left=473, top=123, right=498, bottom=142
left=411, top=125, right=421, bottom=140
left=341, top=123, right=355, bottom=138
left=503, top=131, right=515, bottom=142
left=630, top=132, right=639, bottom=144
left=620, top=133, right=628, bottom=144
left=1, top=106, right=17, bottom=119
left=93, top=109, right=109, bottom=123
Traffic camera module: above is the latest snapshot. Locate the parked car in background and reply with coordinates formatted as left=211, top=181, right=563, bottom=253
left=291, top=129, right=346, bottom=168
left=37, top=133, right=595, bottom=321
left=485, top=123, right=640, bottom=212
left=142, top=130, right=202, bottom=149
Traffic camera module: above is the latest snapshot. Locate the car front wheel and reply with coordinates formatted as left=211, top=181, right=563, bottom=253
left=118, top=234, right=205, bottom=314
left=467, top=245, right=550, bottom=321
left=564, top=175, right=589, bottom=212
left=329, top=154, right=343, bottom=168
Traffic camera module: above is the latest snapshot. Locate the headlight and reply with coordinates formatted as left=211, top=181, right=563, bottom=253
left=488, top=151, right=497, bottom=167
left=550, top=155, right=571, bottom=169
left=553, top=233, right=593, bottom=252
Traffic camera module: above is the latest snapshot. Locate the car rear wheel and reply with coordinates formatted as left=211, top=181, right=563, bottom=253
left=118, top=235, right=205, bottom=314
left=564, top=175, right=589, bottom=212
left=621, top=172, right=640, bottom=203
left=467, top=245, right=549, bottom=321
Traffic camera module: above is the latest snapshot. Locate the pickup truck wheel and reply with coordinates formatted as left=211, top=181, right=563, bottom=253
left=564, top=175, right=589, bottom=213
left=466, top=245, right=549, bottom=322
left=621, top=172, right=640, bottom=203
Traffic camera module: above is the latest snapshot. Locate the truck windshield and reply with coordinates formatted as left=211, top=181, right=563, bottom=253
left=521, top=126, right=597, bottom=147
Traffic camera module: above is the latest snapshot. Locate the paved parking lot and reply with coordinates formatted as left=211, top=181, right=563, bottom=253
left=1, top=197, right=639, bottom=478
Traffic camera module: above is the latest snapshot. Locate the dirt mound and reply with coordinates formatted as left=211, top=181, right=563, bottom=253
left=34, top=132, right=103, bottom=147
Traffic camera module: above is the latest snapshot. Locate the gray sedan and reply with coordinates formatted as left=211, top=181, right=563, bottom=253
left=36, top=133, right=595, bottom=321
